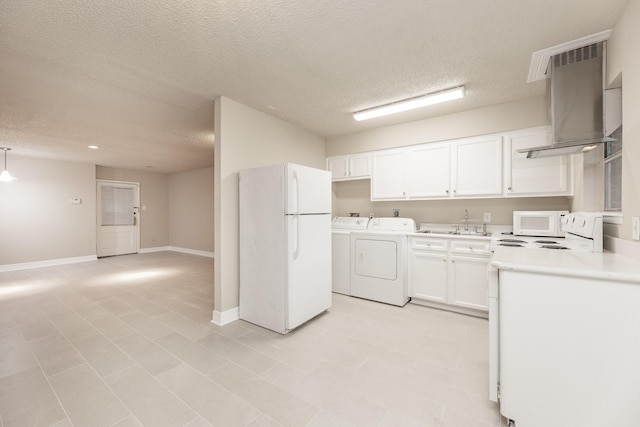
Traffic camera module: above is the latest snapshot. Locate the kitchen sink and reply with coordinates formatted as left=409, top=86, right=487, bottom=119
left=417, top=229, right=491, bottom=237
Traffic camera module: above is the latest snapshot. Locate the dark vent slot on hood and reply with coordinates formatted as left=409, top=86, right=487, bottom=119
left=554, top=43, right=600, bottom=68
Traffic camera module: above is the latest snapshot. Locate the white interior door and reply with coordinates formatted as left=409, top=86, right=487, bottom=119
left=97, top=180, right=140, bottom=257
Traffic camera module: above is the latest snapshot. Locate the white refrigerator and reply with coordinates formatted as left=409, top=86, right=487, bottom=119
left=239, top=163, right=331, bottom=334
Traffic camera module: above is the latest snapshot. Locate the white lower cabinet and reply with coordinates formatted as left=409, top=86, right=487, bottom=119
left=409, top=236, right=490, bottom=315
left=409, top=238, right=448, bottom=303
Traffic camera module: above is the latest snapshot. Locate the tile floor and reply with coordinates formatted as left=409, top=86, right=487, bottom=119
left=0, top=252, right=505, bottom=427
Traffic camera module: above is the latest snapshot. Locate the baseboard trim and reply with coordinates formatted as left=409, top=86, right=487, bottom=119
left=211, top=307, right=239, bottom=326
left=139, top=246, right=171, bottom=253
left=0, top=255, right=98, bottom=272
left=139, top=246, right=214, bottom=258
left=169, top=247, right=215, bottom=258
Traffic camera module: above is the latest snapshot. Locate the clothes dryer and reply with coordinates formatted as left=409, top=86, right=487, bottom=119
left=350, top=217, right=416, bottom=306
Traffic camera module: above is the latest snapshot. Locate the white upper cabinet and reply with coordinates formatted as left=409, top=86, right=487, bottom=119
left=504, top=126, right=572, bottom=196
left=451, top=135, right=503, bottom=197
left=371, top=149, right=407, bottom=200
left=372, top=135, right=502, bottom=201
left=342, top=126, right=573, bottom=201
left=327, top=153, right=371, bottom=181
left=407, top=143, right=450, bottom=198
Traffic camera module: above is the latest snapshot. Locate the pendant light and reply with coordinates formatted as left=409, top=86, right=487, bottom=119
left=0, top=147, right=17, bottom=182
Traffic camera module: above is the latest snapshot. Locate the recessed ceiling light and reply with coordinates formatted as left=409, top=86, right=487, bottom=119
left=88, top=145, right=99, bottom=149
left=145, top=165, right=154, bottom=169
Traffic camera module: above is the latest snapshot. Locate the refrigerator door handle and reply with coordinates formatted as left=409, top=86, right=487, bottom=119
left=293, top=215, right=300, bottom=259
left=291, top=169, right=299, bottom=214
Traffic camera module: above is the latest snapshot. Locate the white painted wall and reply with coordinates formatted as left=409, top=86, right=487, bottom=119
left=606, top=0, right=640, bottom=244
left=333, top=179, right=570, bottom=226
left=169, top=166, right=214, bottom=253
left=214, top=96, right=326, bottom=317
left=326, top=96, right=547, bottom=156
left=0, top=155, right=96, bottom=265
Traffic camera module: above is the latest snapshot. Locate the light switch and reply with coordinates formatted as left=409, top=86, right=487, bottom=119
left=69, top=197, right=82, bottom=204
left=483, top=212, right=492, bottom=223
left=632, top=217, right=640, bottom=241
left=142, top=205, right=147, bottom=211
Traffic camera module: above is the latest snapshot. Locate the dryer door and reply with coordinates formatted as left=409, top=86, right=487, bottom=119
left=354, top=237, right=398, bottom=280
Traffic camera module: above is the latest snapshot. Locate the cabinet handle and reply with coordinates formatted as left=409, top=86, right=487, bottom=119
left=451, top=259, right=455, bottom=263
left=453, top=189, right=457, bottom=194
left=446, top=190, right=449, bottom=194
left=508, top=186, right=512, bottom=191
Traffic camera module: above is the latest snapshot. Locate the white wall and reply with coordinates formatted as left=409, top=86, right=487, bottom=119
left=333, top=179, right=570, bottom=226
left=326, top=96, right=547, bottom=156
left=0, top=155, right=96, bottom=265
left=214, top=96, right=326, bottom=318
left=606, top=0, right=640, bottom=243
left=169, top=166, right=214, bottom=252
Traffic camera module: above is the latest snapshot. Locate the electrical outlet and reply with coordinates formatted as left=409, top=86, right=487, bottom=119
left=483, top=212, right=492, bottom=223
left=632, top=217, right=640, bottom=241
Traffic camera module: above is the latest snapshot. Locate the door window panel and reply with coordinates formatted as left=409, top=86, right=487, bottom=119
left=101, top=186, right=134, bottom=226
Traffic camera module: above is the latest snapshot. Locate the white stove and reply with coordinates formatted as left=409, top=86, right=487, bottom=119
left=488, top=212, right=603, bottom=404
left=490, top=212, right=603, bottom=253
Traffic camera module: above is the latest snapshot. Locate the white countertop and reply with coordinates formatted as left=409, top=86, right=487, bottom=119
left=408, top=231, right=492, bottom=241
left=491, top=246, right=640, bottom=284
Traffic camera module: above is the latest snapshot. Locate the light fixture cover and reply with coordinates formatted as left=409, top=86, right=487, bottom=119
left=0, top=170, right=16, bottom=182
left=0, top=147, right=17, bottom=182
left=354, top=86, right=465, bottom=121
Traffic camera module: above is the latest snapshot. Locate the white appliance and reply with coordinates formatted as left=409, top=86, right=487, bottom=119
left=350, top=217, right=416, bottom=306
left=512, top=210, right=568, bottom=237
left=239, top=163, right=331, bottom=334
left=488, top=212, right=603, bottom=406
left=331, top=216, right=369, bottom=295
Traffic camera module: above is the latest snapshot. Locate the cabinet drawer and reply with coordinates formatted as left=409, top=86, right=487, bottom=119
left=410, top=237, right=448, bottom=252
left=450, top=240, right=490, bottom=255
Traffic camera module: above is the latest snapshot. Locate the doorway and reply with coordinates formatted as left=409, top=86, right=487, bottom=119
left=96, top=180, right=140, bottom=257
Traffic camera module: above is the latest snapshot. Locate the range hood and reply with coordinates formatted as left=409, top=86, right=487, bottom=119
left=520, top=42, right=619, bottom=159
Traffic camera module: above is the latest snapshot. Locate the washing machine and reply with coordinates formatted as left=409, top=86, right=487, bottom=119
left=350, top=217, right=416, bottom=306
left=331, top=216, right=369, bottom=295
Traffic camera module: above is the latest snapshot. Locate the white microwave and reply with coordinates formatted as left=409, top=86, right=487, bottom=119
left=513, top=210, right=568, bottom=237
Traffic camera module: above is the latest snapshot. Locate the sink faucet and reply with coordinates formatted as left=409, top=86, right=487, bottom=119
left=464, top=209, right=469, bottom=231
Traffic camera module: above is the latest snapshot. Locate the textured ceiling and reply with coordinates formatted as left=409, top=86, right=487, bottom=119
left=0, top=0, right=629, bottom=173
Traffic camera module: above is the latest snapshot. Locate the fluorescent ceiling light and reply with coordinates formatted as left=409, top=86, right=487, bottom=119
left=353, top=86, right=465, bottom=121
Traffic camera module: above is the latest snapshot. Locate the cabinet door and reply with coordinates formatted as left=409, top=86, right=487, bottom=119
left=450, top=255, right=489, bottom=311
left=504, top=127, right=571, bottom=196
left=348, top=154, right=371, bottom=179
left=407, top=143, right=450, bottom=198
left=409, top=251, right=448, bottom=303
left=327, top=156, right=349, bottom=181
left=451, top=135, right=502, bottom=197
left=371, top=149, right=406, bottom=200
